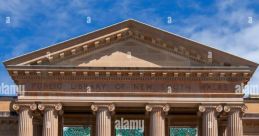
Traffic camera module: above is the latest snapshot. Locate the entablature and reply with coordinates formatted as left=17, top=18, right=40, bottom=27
left=7, top=66, right=251, bottom=82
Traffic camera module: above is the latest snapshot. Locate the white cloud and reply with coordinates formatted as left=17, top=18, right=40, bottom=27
left=171, top=0, right=259, bottom=86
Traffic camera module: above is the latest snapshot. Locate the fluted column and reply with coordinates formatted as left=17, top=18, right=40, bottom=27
left=38, top=103, right=62, bottom=136
left=13, top=103, right=37, bottom=136
left=224, top=105, right=247, bottom=136
left=145, top=104, right=170, bottom=136
left=91, top=104, right=115, bottom=136
left=199, top=105, right=222, bottom=136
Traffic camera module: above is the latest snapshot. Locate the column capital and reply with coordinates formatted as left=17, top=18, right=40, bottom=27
left=38, top=103, right=63, bottom=114
left=145, top=104, right=170, bottom=112
left=91, top=104, right=115, bottom=112
left=223, top=104, right=247, bottom=113
left=12, top=103, right=37, bottom=112
left=199, top=104, right=223, bottom=112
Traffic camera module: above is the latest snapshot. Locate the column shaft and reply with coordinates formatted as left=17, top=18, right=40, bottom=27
left=228, top=110, right=243, bottom=136
left=42, top=108, right=58, bottom=136
left=96, top=108, right=111, bottom=136
left=150, top=109, right=165, bottom=136
left=202, top=109, right=218, bottom=136
left=18, top=108, right=33, bottom=136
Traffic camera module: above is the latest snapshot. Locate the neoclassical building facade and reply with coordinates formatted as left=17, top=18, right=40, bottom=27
left=1, top=19, right=259, bottom=136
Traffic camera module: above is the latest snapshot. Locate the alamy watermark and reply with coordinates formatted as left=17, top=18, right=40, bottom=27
left=115, top=118, right=144, bottom=132
left=235, top=83, right=259, bottom=95
left=5, top=16, right=11, bottom=24
left=86, top=16, right=91, bottom=24
left=248, top=16, right=253, bottom=24
left=167, top=16, right=173, bottom=24
left=0, top=83, right=25, bottom=96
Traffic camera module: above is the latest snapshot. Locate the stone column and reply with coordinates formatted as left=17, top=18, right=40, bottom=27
left=38, top=103, right=62, bottom=136
left=91, top=104, right=115, bottom=136
left=12, top=103, right=37, bottom=136
left=145, top=104, right=170, bottom=136
left=224, top=105, right=247, bottom=136
left=199, top=105, right=223, bottom=136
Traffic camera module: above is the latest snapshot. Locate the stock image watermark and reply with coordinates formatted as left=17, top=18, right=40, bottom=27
left=248, top=16, right=253, bottom=24
left=5, top=16, right=11, bottom=24
left=115, top=118, right=144, bottom=132
left=235, top=83, right=259, bottom=95
left=0, top=83, right=25, bottom=96
left=167, top=16, right=173, bottom=24
left=86, top=16, right=91, bottom=24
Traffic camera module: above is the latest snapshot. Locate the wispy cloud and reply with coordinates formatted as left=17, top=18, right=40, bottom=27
left=168, top=0, right=259, bottom=85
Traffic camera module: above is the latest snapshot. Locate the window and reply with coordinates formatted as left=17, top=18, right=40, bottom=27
left=170, top=127, right=197, bottom=136
left=63, top=126, right=91, bottom=136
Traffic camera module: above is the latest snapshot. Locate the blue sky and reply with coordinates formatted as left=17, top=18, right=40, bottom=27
left=0, top=0, right=259, bottom=96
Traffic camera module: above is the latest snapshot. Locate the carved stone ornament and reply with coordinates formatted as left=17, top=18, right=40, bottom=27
left=163, top=104, right=170, bottom=112
left=12, top=103, right=37, bottom=112
left=199, top=106, right=206, bottom=112
left=145, top=104, right=170, bottom=112
left=30, top=104, right=37, bottom=111
left=38, top=103, right=63, bottom=111
left=91, top=104, right=115, bottom=112
left=55, top=103, right=62, bottom=111
left=224, top=106, right=231, bottom=112
left=216, top=105, right=223, bottom=112
left=38, top=104, right=45, bottom=111
left=108, top=104, right=115, bottom=111
left=241, top=105, right=248, bottom=113
left=145, top=105, right=152, bottom=112
left=224, top=105, right=247, bottom=113
left=12, top=104, right=20, bottom=111
left=91, top=104, right=98, bottom=112
left=199, top=105, right=223, bottom=112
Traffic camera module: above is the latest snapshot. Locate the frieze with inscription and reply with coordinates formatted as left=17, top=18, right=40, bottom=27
left=21, top=80, right=238, bottom=94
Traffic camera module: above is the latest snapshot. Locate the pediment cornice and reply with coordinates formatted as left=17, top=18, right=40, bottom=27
left=3, top=19, right=257, bottom=83
left=8, top=66, right=251, bottom=83
left=13, top=29, right=215, bottom=66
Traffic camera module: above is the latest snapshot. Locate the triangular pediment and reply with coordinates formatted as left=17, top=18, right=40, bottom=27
left=54, top=39, right=202, bottom=67
left=3, top=19, right=257, bottom=74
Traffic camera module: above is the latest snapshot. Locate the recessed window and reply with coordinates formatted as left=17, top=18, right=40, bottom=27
left=170, top=127, right=197, bottom=136
left=63, top=126, right=91, bottom=136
